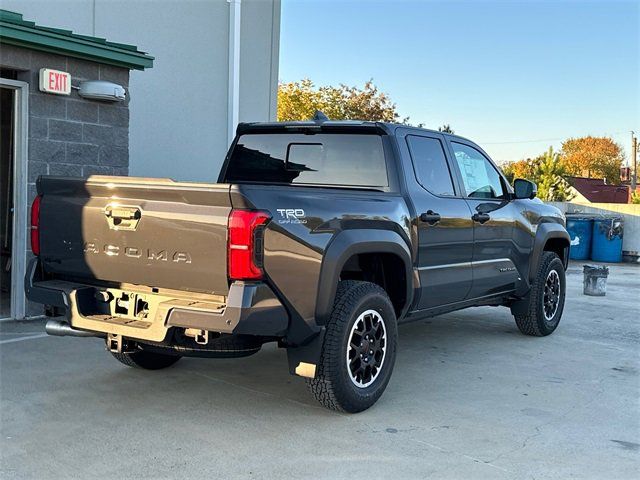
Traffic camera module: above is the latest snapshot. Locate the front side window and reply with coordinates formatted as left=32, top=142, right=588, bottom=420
left=451, top=142, right=505, bottom=199
left=224, top=133, right=388, bottom=187
left=406, top=135, right=455, bottom=196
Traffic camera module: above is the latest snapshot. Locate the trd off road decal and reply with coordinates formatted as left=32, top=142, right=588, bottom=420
left=276, top=209, right=307, bottom=225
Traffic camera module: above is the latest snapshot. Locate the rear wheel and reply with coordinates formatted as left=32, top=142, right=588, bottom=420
left=514, top=251, right=566, bottom=336
left=306, top=280, right=397, bottom=413
left=110, top=348, right=182, bottom=370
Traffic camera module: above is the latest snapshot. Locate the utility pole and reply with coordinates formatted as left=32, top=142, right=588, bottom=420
left=632, top=132, right=638, bottom=193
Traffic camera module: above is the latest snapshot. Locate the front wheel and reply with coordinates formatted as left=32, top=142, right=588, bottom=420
left=306, top=281, right=397, bottom=413
left=514, top=251, right=566, bottom=336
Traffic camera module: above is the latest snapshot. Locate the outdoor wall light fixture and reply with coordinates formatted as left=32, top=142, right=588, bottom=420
left=77, top=80, right=126, bottom=102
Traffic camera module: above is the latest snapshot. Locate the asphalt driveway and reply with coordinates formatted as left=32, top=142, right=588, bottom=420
left=1, top=262, right=638, bottom=479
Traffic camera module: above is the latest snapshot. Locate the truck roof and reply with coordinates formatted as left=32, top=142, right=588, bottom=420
left=236, top=120, right=472, bottom=143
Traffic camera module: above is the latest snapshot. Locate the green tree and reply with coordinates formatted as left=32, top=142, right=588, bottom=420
left=501, top=147, right=573, bottom=201
left=277, top=79, right=407, bottom=123
left=438, top=124, right=454, bottom=134
left=536, top=147, right=573, bottom=201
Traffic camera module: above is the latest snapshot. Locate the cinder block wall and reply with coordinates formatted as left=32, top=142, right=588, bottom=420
left=1, top=44, right=130, bottom=204
left=1, top=44, right=131, bottom=316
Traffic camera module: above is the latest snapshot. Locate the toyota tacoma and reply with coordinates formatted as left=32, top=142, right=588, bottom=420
left=26, top=117, right=570, bottom=412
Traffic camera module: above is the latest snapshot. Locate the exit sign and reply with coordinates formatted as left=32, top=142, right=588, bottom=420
left=39, top=68, right=71, bottom=95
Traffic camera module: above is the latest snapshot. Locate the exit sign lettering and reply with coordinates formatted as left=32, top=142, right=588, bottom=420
left=39, top=68, right=71, bottom=95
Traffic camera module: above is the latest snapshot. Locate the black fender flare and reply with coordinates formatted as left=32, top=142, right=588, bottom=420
left=511, top=223, right=569, bottom=316
left=528, top=223, right=570, bottom=282
left=314, top=229, right=413, bottom=325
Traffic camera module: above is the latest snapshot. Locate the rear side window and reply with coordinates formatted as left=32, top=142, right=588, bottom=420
left=406, top=135, right=455, bottom=196
left=224, top=133, right=388, bottom=187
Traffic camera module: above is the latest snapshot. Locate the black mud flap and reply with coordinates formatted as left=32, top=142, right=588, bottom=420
left=509, top=294, right=532, bottom=316
left=286, top=327, right=326, bottom=379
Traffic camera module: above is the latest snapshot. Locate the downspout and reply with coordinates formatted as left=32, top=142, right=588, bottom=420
left=227, top=0, right=241, bottom=147
left=268, top=0, right=282, bottom=121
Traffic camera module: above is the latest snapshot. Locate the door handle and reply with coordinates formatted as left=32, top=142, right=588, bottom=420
left=420, top=210, right=441, bottom=225
left=472, top=212, right=490, bottom=224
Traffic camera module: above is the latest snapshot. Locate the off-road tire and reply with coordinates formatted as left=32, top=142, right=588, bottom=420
left=514, top=251, right=566, bottom=336
left=110, top=349, right=182, bottom=370
left=306, top=280, right=397, bottom=413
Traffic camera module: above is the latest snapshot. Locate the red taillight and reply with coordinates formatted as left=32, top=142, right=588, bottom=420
left=30, top=195, right=42, bottom=256
left=227, top=209, right=270, bottom=280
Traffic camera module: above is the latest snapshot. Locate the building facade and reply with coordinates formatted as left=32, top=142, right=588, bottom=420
left=1, top=0, right=281, bottom=181
left=0, top=10, right=154, bottom=319
left=0, top=1, right=281, bottom=320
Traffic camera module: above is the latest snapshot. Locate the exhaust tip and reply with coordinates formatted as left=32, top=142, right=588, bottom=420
left=45, top=319, right=99, bottom=337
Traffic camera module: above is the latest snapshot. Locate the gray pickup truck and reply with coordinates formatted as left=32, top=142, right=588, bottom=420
left=26, top=118, right=570, bottom=412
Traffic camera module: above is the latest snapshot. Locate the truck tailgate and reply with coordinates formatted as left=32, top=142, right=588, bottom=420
left=38, top=176, right=231, bottom=296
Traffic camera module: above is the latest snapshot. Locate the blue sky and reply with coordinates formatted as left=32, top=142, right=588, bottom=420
left=279, top=0, right=639, bottom=164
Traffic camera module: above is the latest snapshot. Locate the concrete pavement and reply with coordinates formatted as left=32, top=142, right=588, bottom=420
left=1, top=262, right=638, bottom=479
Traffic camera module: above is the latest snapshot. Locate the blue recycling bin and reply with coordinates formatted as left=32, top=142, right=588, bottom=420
left=591, top=217, right=624, bottom=263
left=566, top=216, right=593, bottom=260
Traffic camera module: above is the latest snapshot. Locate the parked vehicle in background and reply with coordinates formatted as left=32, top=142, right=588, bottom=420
left=26, top=117, right=570, bottom=412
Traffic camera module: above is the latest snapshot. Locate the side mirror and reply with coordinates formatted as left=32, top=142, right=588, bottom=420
left=513, top=178, right=537, bottom=199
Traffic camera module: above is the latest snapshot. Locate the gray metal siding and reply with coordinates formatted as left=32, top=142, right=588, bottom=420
left=2, top=0, right=281, bottom=181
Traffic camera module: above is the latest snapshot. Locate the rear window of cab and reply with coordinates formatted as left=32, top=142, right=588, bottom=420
left=224, top=133, right=388, bottom=188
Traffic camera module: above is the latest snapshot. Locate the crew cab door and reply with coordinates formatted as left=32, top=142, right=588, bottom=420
left=397, top=130, right=474, bottom=309
left=446, top=140, right=520, bottom=298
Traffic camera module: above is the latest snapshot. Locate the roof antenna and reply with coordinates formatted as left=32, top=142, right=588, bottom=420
left=312, top=110, right=329, bottom=123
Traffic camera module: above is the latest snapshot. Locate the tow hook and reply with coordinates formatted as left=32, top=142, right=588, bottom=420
left=107, top=333, right=135, bottom=353
left=95, top=290, right=113, bottom=303
left=184, top=328, right=209, bottom=345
